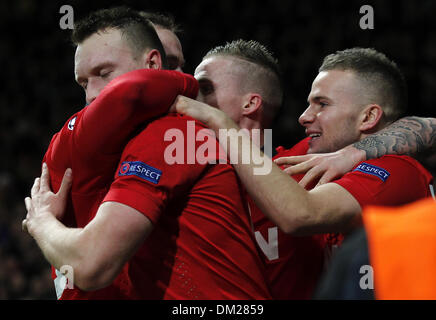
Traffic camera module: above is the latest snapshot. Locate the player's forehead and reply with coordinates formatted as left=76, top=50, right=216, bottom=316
left=74, top=29, right=131, bottom=77
left=155, top=27, right=184, bottom=70
left=308, top=70, right=360, bottom=102
left=156, top=28, right=182, bottom=56
left=194, top=55, right=239, bottom=80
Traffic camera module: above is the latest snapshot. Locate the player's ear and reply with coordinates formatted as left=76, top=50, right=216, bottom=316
left=142, top=49, right=162, bottom=70
left=242, top=93, right=263, bottom=116
left=359, top=104, right=384, bottom=132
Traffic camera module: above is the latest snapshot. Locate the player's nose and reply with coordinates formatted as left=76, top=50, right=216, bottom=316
left=298, top=105, right=316, bottom=127
left=86, top=94, right=96, bottom=105
left=85, top=85, right=100, bottom=105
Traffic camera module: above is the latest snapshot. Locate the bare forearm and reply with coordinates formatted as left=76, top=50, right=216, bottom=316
left=28, top=201, right=152, bottom=291
left=353, top=116, right=436, bottom=159
left=223, top=127, right=360, bottom=235
left=219, top=118, right=314, bottom=233
left=30, top=216, right=112, bottom=290
left=29, top=213, right=86, bottom=272
left=174, top=97, right=359, bottom=234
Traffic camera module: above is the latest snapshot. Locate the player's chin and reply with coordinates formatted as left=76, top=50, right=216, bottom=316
left=307, top=137, right=324, bottom=154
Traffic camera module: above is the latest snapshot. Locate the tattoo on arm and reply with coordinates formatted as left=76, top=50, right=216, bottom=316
left=353, top=117, right=436, bottom=160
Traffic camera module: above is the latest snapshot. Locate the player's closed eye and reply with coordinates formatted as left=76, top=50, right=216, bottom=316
left=199, top=83, right=213, bottom=96
left=100, top=70, right=113, bottom=79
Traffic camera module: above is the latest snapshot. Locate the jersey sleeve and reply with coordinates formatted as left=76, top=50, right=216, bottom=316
left=44, top=69, right=198, bottom=191
left=333, top=155, right=433, bottom=208
left=102, top=115, right=214, bottom=224
left=272, top=138, right=310, bottom=186
left=76, top=69, right=198, bottom=157
left=273, top=137, right=309, bottom=160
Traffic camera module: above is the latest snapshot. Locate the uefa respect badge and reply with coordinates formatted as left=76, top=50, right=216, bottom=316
left=353, top=163, right=390, bottom=182
left=118, top=161, right=162, bottom=184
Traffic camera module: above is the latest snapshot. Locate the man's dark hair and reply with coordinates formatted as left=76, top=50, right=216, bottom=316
left=72, top=6, right=167, bottom=67
left=319, top=47, right=407, bottom=123
left=139, top=11, right=182, bottom=34
left=205, top=39, right=283, bottom=125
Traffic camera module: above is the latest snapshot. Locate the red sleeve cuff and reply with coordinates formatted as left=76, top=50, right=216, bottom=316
left=334, top=177, right=374, bottom=208
left=102, top=187, right=161, bottom=224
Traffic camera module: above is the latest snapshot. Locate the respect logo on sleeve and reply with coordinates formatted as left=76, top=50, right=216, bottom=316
left=118, top=161, right=162, bottom=184
left=353, top=163, right=390, bottom=182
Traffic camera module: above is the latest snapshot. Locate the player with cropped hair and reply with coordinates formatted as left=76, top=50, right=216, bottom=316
left=173, top=46, right=434, bottom=299
left=23, top=7, right=270, bottom=300
left=25, top=13, right=435, bottom=299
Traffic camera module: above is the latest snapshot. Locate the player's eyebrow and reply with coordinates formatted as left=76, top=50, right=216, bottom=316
left=197, top=76, right=210, bottom=83
left=75, top=61, right=115, bottom=85
left=89, top=61, right=115, bottom=74
left=307, top=95, right=332, bottom=104
left=197, top=77, right=214, bottom=87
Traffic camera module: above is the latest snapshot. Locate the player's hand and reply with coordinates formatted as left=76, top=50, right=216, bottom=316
left=22, top=164, right=72, bottom=234
left=274, top=146, right=366, bottom=188
left=170, top=95, right=230, bottom=131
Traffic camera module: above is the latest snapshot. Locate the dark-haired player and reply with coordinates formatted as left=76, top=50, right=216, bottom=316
left=139, top=11, right=185, bottom=71
left=23, top=7, right=270, bottom=300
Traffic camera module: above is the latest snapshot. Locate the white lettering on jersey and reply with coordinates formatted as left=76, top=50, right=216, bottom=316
left=54, top=265, right=74, bottom=299
left=430, top=184, right=435, bottom=200
left=67, top=116, right=76, bottom=131
left=255, top=227, right=278, bottom=261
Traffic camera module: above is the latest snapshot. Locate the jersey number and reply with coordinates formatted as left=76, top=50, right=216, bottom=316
left=255, top=227, right=278, bottom=261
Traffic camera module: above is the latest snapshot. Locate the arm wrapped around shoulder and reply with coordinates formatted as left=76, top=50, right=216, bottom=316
left=78, top=69, right=198, bottom=155
left=98, top=69, right=199, bottom=120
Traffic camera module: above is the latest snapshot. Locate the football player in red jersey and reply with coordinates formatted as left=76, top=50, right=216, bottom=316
left=24, top=12, right=435, bottom=299
left=173, top=46, right=434, bottom=299
left=23, top=7, right=270, bottom=299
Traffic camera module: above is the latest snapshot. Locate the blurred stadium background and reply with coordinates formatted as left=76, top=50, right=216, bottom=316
left=0, top=0, right=435, bottom=299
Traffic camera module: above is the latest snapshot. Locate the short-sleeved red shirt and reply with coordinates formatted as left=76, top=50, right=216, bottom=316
left=251, top=138, right=433, bottom=299
left=334, top=155, right=433, bottom=207
left=251, top=138, right=326, bottom=299
left=99, top=114, right=271, bottom=299
left=44, top=71, right=271, bottom=298
left=43, top=70, right=231, bottom=299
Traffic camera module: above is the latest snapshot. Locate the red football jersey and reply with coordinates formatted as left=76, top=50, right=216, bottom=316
left=251, top=138, right=433, bottom=300
left=251, top=138, right=327, bottom=300
left=42, top=69, right=199, bottom=299
left=100, top=114, right=271, bottom=299
left=334, top=155, right=433, bottom=207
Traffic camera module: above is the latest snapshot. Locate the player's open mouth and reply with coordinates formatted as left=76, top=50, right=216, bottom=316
left=308, top=133, right=321, bottom=140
